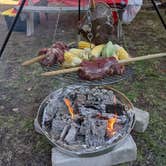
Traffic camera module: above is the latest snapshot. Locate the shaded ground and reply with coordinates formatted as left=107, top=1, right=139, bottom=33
left=0, top=5, right=166, bottom=166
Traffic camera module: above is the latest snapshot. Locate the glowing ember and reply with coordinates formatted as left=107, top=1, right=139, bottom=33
left=64, top=98, right=75, bottom=119
left=107, top=95, right=118, bottom=137
left=107, top=115, right=117, bottom=137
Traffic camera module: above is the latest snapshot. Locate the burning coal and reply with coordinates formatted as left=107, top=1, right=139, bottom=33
left=41, top=86, right=134, bottom=153
left=107, top=114, right=117, bottom=137
left=64, top=98, right=75, bottom=119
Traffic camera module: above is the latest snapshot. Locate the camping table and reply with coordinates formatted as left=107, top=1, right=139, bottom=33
left=14, top=0, right=125, bottom=39
left=15, top=1, right=90, bottom=36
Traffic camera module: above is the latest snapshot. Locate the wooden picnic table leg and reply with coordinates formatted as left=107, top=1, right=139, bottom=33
left=26, top=0, right=35, bottom=36
left=26, top=12, right=34, bottom=36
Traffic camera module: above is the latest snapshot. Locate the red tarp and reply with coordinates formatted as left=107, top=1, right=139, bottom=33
left=47, top=0, right=128, bottom=24
left=18, top=0, right=128, bottom=6
left=17, top=0, right=128, bottom=24
left=47, top=0, right=128, bottom=6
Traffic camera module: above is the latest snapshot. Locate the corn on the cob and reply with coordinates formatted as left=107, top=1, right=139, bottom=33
left=116, top=47, right=130, bottom=60
left=91, top=44, right=105, bottom=57
left=78, top=41, right=95, bottom=49
left=69, top=48, right=84, bottom=55
left=63, top=51, right=82, bottom=67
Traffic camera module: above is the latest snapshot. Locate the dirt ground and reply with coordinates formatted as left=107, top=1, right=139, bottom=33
left=0, top=4, right=166, bottom=166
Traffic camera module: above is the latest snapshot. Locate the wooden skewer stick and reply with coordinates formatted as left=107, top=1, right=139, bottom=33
left=41, top=53, right=166, bottom=77
left=22, top=54, right=47, bottom=66
left=41, top=67, right=81, bottom=76
left=21, top=42, right=76, bottom=66
left=117, top=53, right=166, bottom=64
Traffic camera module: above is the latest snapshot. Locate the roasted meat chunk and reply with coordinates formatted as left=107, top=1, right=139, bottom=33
left=39, top=42, right=68, bottom=66
left=52, top=41, right=68, bottom=51
left=78, top=57, right=125, bottom=80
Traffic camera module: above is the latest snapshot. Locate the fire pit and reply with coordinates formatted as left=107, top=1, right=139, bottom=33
left=36, top=85, right=135, bottom=157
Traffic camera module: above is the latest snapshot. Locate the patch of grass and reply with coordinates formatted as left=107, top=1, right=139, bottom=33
left=134, top=124, right=166, bottom=166
left=0, top=8, right=165, bottom=165
left=32, top=135, right=51, bottom=154
left=0, top=115, right=33, bottom=132
left=112, top=36, right=166, bottom=165
left=0, top=115, right=19, bottom=128
left=20, top=118, right=34, bottom=132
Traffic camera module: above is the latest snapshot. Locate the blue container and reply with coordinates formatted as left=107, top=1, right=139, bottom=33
left=4, top=13, right=40, bottom=32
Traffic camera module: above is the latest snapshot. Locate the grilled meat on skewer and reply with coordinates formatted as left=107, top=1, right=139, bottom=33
left=39, top=42, right=68, bottom=67
left=78, top=57, right=125, bottom=80
left=52, top=41, right=68, bottom=51
left=39, top=48, right=64, bottom=66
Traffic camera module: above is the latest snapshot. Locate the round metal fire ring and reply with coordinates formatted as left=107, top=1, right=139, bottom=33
left=36, top=85, right=135, bottom=157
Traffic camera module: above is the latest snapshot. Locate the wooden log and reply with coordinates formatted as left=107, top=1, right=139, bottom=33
left=59, top=124, right=70, bottom=141
left=64, top=124, right=78, bottom=144
left=85, top=118, right=107, bottom=147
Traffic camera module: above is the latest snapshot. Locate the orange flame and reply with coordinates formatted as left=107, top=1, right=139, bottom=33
left=107, top=95, right=117, bottom=137
left=64, top=98, right=75, bottom=119
left=107, top=115, right=117, bottom=137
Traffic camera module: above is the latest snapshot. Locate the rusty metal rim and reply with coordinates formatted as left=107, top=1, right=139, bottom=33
left=36, top=85, right=135, bottom=157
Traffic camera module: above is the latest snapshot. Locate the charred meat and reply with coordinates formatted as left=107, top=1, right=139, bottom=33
left=39, top=42, right=68, bottom=66
left=78, top=57, right=125, bottom=80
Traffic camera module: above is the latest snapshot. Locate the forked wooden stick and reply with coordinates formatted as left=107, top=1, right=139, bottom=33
left=41, top=53, right=166, bottom=77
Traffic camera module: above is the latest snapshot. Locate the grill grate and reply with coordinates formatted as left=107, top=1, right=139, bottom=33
left=41, top=65, right=133, bottom=86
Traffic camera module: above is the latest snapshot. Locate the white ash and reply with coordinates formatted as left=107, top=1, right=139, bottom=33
left=41, top=85, right=134, bottom=153
left=64, top=124, right=79, bottom=144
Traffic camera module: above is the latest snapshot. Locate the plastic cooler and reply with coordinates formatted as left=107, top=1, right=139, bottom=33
left=2, top=8, right=40, bottom=32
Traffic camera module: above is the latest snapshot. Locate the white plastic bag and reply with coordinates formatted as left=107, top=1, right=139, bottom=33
left=122, top=0, right=143, bottom=23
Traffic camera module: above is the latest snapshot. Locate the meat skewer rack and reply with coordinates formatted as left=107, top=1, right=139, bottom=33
left=21, top=2, right=165, bottom=86
left=42, top=64, right=133, bottom=86
left=40, top=53, right=166, bottom=85
left=38, top=1, right=133, bottom=86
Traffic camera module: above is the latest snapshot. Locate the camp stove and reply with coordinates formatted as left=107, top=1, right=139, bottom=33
left=36, top=85, right=135, bottom=157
